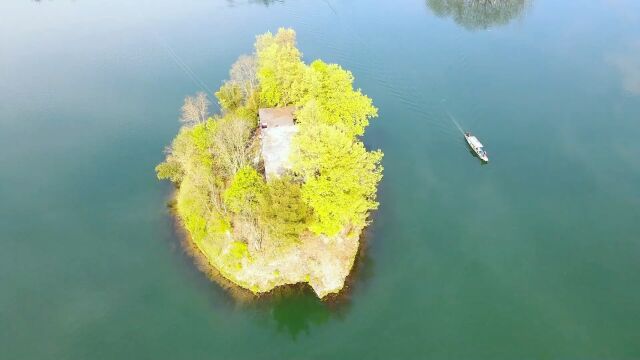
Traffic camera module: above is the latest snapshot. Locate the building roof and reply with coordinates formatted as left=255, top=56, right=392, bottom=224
left=259, top=107, right=297, bottom=180
left=259, top=106, right=295, bottom=128
left=262, top=126, right=298, bottom=180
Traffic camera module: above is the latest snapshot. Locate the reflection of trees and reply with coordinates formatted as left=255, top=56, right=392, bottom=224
left=426, top=0, right=530, bottom=30
left=271, top=293, right=330, bottom=340
left=242, top=229, right=376, bottom=339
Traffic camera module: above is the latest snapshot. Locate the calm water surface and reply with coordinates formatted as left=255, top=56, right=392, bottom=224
left=2, top=1, right=640, bottom=359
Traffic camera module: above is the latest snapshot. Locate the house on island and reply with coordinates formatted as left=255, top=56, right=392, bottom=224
left=259, top=106, right=297, bottom=180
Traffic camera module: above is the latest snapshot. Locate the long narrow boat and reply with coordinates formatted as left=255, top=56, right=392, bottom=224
left=464, top=132, right=489, bottom=162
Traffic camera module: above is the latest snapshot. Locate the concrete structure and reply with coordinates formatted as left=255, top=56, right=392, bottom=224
left=259, top=107, right=297, bottom=180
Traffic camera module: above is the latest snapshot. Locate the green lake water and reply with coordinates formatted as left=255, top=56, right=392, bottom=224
left=2, top=1, right=640, bottom=359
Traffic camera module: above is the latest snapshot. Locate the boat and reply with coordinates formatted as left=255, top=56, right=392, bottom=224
left=464, top=132, right=489, bottom=162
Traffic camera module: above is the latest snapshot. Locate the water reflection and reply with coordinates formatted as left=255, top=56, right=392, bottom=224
left=271, top=292, right=331, bottom=340
left=245, top=234, right=376, bottom=339
left=426, top=0, right=531, bottom=30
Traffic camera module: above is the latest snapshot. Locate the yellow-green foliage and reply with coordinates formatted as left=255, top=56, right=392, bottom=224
left=260, top=177, right=310, bottom=242
left=220, top=241, right=249, bottom=272
left=207, top=214, right=231, bottom=234
left=301, top=60, right=377, bottom=137
left=215, top=82, right=244, bottom=113
left=155, top=160, right=183, bottom=183
left=158, top=121, right=232, bottom=244
left=292, top=122, right=383, bottom=236
left=256, top=28, right=307, bottom=107
left=223, top=166, right=266, bottom=215
left=190, top=122, right=215, bottom=168
left=155, top=127, right=196, bottom=183
left=176, top=177, right=210, bottom=242
left=157, top=28, right=382, bottom=268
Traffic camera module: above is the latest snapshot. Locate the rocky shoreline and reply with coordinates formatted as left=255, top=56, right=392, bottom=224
left=169, top=198, right=367, bottom=300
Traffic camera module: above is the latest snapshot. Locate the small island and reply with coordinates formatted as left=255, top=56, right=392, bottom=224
left=156, top=28, right=383, bottom=298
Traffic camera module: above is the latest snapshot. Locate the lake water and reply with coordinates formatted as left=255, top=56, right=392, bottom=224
left=2, top=1, right=640, bottom=359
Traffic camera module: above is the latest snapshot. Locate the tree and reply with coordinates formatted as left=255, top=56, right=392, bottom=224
left=176, top=176, right=211, bottom=242
left=215, top=82, right=244, bottom=113
left=255, top=28, right=307, bottom=106
left=223, top=166, right=268, bottom=251
left=156, top=123, right=225, bottom=242
left=180, top=92, right=211, bottom=125
left=292, top=122, right=383, bottom=236
left=294, top=99, right=323, bottom=126
left=155, top=126, right=201, bottom=184
left=230, top=54, right=259, bottom=98
left=260, top=177, right=310, bottom=243
left=223, top=166, right=266, bottom=215
left=209, top=116, right=255, bottom=180
left=155, top=158, right=183, bottom=183
left=298, top=60, right=378, bottom=137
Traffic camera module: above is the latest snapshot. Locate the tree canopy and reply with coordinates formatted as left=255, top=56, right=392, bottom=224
left=292, top=122, right=383, bottom=235
left=256, top=28, right=307, bottom=107
left=260, top=177, right=310, bottom=243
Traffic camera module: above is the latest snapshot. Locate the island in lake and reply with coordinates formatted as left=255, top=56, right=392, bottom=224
left=156, top=28, right=383, bottom=298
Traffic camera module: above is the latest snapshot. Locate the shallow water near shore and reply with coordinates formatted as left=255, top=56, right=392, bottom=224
left=2, top=0, right=640, bottom=359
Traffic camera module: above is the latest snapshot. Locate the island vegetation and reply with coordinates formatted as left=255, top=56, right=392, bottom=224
left=156, top=28, right=383, bottom=298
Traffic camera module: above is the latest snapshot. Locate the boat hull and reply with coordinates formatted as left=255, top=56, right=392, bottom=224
left=464, top=134, right=489, bottom=162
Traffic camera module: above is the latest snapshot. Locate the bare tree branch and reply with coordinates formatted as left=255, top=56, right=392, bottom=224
left=180, top=92, right=211, bottom=125
left=230, top=55, right=258, bottom=99
left=211, top=118, right=254, bottom=177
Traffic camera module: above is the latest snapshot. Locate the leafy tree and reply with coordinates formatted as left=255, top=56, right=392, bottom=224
left=223, top=166, right=266, bottom=215
left=300, top=60, right=377, bottom=137
left=155, top=160, right=183, bottom=183
left=215, top=82, right=244, bottom=112
left=255, top=28, right=307, bottom=106
left=294, top=99, right=323, bottom=125
left=292, top=122, right=383, bottom=236
left=155, top=126, right=201, bottom=184
left=260, top=177, right=310, bottom=242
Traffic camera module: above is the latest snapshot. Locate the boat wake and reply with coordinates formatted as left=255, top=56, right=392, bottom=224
left=446, top=111, right=465, bottom=135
